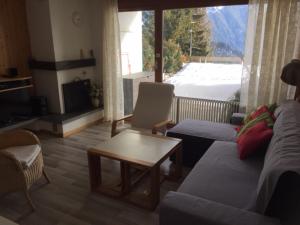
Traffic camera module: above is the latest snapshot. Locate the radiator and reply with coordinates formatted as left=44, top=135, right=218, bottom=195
left=169, top=96, right=239, bottom=124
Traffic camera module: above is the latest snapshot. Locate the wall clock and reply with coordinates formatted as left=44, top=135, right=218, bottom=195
left=72, top=11, right=82, bottom=27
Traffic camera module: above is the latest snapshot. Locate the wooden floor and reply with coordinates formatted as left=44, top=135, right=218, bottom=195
left=0, top=122, right=189, bottom=225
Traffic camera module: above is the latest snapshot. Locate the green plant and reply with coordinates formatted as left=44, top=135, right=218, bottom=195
left=163, top=39, right=182, bottom=73
left=142, top=9, right=211, bottom=73
left=229, top=89, right=240, bottom=102
left=90, top=84, right=101, bottom=99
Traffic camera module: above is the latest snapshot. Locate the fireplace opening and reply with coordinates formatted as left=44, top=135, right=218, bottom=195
left=41, top=79, right=102, bottom=127
left=63, top=79, right=93, bottom=113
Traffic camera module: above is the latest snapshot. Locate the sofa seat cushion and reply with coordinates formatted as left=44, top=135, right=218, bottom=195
left=178, top=141, right=264, bottom=210
left=4, top=145, right=41, bottom=169
left=168, top=119, right=237, bottom=142
left=167, top=120, right=238, bottom=167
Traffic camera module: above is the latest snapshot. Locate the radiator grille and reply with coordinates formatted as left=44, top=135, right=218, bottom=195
left=169, top=96, right=239, bottom=124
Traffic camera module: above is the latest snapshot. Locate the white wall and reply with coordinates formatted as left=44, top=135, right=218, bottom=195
left=48, top=0, right=97, bottom=113
left=26, top=0, right=98, bottom=114
left=119, top=12, right=143, bottom=75
left=26, top=0, right=61, bottom=113
left=49, top=0, right=94, bottom=61
left=26, top=0, right=55, bottom=61
left=91, top=0, right=103, bottom=86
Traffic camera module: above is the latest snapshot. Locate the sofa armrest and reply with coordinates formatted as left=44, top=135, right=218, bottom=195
left=160, top=192, right=280, bottom=225
left=230, top=113, right=246, bottom=126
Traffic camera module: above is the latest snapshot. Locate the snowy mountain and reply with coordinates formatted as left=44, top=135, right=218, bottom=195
left=207, top=5, right=248, bottom=57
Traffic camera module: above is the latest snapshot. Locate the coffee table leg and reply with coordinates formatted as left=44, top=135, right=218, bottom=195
left=174, top=144, right=183, bottom=179
left=88, top=153, right=102, bottom=191
left=121, top=162, right=131, bottom=195
left=150, top=165, right=160, bottom=210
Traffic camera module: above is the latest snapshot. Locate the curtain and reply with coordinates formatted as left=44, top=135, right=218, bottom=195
left=240, top=0, right=300, bottom=112
left=95, top=0, right=124, bottom=121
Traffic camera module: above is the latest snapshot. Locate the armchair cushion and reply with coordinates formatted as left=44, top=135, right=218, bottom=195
left=131, top=82, right=174, bottom=129
left=4, top=145, right=41, bottom=169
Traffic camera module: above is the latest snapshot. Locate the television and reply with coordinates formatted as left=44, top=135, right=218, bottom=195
left=0, top=90, right=32, bottom=127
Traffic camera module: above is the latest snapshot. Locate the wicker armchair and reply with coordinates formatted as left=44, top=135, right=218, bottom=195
left=0, top=130, right=50, bottom=210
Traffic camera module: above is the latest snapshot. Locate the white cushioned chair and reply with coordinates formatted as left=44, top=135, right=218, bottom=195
left=111, top=82, right=175, bottom=137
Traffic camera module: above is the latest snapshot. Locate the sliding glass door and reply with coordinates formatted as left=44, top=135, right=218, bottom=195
left=118, top=4, right=250, bottom=122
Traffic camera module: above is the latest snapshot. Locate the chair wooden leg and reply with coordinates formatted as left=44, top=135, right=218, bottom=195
left=43, top=169, right=50, bottom=183
left=111, top=121, right=118, bottom=137
left=24, top=190, right=35, bottom=211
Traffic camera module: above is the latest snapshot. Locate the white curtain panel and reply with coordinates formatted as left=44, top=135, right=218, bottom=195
left=98, top=0, right=124, bottom=121
left=240, top=0, right=300, bottom=112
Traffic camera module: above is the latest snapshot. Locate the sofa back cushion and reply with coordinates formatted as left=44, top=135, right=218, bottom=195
left=256, top=100, right=300, bottom=215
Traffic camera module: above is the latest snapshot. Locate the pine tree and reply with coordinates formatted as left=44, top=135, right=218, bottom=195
left=142, top=8, right=211, bottom=73
left=142, top=11, right=155, bottom=71
left=164, top=8, right=211, bottom=57
left=190, top=8, right=211, bottom=56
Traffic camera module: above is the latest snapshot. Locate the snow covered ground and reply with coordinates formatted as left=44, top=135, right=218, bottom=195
left=165, top=62, right=242, bottom=101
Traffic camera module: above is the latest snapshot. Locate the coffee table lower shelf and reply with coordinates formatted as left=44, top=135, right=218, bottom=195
left=87, top=152, right=181, bottom=210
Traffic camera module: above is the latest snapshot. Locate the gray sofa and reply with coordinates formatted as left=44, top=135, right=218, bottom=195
left=160, top=100, right=300, bottom=225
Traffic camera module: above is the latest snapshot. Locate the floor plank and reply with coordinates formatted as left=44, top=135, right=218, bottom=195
left=0, top=122, right=190, bottom=225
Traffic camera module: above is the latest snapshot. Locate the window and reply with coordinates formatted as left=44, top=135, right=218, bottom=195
left=162, top=5, right=248, bottom=102
left=118, top=2, right=249, bottom=118
left=119, top=11, right=155, bottom=115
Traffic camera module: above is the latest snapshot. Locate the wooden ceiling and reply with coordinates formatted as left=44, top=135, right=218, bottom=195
left=118, top=0, right=249, bottom=11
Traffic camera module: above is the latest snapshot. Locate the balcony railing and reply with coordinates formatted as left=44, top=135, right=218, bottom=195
left=169, top=96, right=240, bottom=124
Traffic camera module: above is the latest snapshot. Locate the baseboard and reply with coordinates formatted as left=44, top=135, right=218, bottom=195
left=62, top=118, right=103, bottom=138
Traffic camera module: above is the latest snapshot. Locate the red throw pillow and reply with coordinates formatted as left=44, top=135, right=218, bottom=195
left=237, top=105, right=274, bottom=134
left=249, top=105, right=269, bottom=120
left=244, top=105, right=276, bottom=125
left=237, top=121, right=273, bottom=160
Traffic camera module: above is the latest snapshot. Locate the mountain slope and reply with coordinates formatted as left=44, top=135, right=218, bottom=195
left=207, top=5, right=249, bottom=57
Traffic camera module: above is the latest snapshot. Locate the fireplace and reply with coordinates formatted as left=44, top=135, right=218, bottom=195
left=62, top=79, right=92, bottom=113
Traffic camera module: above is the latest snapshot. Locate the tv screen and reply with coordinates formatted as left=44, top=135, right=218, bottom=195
left=0, top=90, right=32, bottom=127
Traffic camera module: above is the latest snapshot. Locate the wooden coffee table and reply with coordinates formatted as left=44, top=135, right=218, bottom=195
left=87, top=129, right=182, bottom=210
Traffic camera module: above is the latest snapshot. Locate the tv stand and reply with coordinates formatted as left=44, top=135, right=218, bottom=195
left=0, top=117, right=39, bottom=132
left=0, top=76, right=36, bottom=132
left=0, top=76, right=33, bottom=94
